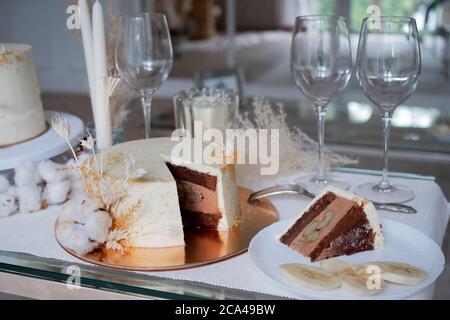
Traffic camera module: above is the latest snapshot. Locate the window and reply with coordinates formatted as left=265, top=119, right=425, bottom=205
left=350, top=0, right=423, bottom=31
left=316, top=0, right=424, bottom=32
left=316, top=0, right=336, bottom=16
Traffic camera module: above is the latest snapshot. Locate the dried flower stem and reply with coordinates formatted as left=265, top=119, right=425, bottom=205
left=236, top=98, right=357, bottom=180
left=80, top=131, right=101, bottom=174
left=66, top=137, right=79, bottom=164
left=51, top=113, right=90, bottom=192
left=100, top=70, right=122, bottom=176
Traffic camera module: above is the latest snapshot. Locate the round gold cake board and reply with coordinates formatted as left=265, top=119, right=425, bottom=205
left=55, top=187, right=278, bottom=271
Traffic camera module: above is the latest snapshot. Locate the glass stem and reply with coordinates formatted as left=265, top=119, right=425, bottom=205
left=379, top=111, right=393, bottom=190
left=315, top=104, right=327, bottom=182
left=140, top=89, right=154, bottom=139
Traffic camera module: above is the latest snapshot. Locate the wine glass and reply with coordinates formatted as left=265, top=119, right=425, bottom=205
left=355, top=17, right=421, bottom=203
left=115, top=12, right=173, bottom=139
left=290, top=15, right=352, bottom=193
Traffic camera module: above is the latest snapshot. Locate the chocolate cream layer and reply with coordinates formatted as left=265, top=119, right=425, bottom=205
left=165, top=162, right=223, bottom=228
left=280, top=192, right=375, bottom=261
left=280, top=192, right=336, bottom=245
left=288, top=196, right=356, bottom=257
left=313, top=204, right=374, bottom=261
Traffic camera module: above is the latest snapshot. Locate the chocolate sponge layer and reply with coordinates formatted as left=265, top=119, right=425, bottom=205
left=280, top=192, right=336, bottom=245
left=309, top=204, right=375, bottom=261
left=165, top=162, right=217, bottom=191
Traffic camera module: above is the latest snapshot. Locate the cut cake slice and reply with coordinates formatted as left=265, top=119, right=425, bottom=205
left=279, top=187, right=383, bottom=262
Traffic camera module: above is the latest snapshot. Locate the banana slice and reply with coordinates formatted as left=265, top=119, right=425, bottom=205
left=341, top=270, right=386, bottom=296
left=280, top=263, right=342, bottom=291
left=361, top=261, right=427, bottom=285
left=320, top=259, right=355, bottom=273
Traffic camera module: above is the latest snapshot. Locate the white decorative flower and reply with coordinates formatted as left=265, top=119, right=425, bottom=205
left=104, top=69, right=122, bottom=98
left=52, top=113, right=81, bottom=170
left=105, top=228, right=129, bottom=252
left=130, top=168, right=146, bottom=179
left=213, top=141, right=236, bottom=164
left=125, top=153, right=136, bottom=171
left=79, top=134, right=96, bottom=151
left=124, top=153, right=146, bottom=180
left=51, top=113, right=71, bottom=139
left=100, top=176, right=127, bottom=209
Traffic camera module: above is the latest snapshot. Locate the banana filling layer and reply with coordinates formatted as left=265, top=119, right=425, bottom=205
left=165, top=161, right=223, bottom=229
left=289, top=196, right=356, bottom=256
left=280, top=188, right=382, bottom=262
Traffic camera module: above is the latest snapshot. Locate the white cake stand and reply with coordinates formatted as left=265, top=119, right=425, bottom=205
left=0, top=111, right=84, bottom=171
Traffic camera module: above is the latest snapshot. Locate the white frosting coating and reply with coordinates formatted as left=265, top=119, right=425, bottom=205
left=102, top=138, right=239, bottom=248
left=0, top=44, right=46, bottom=146
left=102, top=139, right=184, bottom=248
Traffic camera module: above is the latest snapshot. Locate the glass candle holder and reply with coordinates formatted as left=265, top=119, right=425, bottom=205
left=173, top=88, right=239, bottom=137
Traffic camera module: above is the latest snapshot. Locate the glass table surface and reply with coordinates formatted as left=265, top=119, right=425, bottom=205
left=0, top=249, right=280, bottom=300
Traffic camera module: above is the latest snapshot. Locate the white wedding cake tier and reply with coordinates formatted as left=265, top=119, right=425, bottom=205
left=102, top=138, right=240, bottom=248
left=0, top=43, right=46, bottom=147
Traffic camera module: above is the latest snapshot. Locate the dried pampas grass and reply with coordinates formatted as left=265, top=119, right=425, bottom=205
left=235, top=97, right=357, bottom=186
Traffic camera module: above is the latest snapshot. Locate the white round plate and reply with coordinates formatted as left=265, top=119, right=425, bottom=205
left=249, top=218, right=445, bottom=300
left=0, top=111, right=84, bottom=171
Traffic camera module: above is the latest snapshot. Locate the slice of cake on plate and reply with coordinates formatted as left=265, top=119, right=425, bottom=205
left=279, top=187, right=383, bottom=261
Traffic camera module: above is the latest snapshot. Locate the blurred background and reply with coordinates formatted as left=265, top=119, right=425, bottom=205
left=0, top=0, right=449, bottom=297
left=2, top=1, right=450, bottom=158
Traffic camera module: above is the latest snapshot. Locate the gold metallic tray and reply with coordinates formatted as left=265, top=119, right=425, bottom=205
left=56, top=187, right=278, bottom=271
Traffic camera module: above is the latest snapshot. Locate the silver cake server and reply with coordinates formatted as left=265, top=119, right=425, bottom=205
left=248, top=184, right=417, bottom=214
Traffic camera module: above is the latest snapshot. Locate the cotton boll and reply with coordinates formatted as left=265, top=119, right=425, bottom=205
left=65, top=158, right=81, bottom=181
left=16, top=184, right=42, bottom=213
left=66, top=158, right=76, bottom=167
left=0, top=175, right=10, bottom=193
left=56, top=222, right=97, bottom=255
left=6, top=186, right=16, bottom=197
left=43, top=180, right=71, bottom=205
left=59, top=199, right=85, bottom=224
left=38, top=160, right=67, bottom=183
left=0, top=193, right=17, bottom=218
left=70, top=179, right=85, bottom=197
left=78, top=194, right=104, bottom=216
left=14, top=160, right=41, bottom=186
left=59, top=194, right=103, bottom=224
left=84, top=210, right=112, bottom=243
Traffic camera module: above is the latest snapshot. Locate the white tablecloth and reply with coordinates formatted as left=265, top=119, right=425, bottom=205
left=0, top=171, right=448, bottom=299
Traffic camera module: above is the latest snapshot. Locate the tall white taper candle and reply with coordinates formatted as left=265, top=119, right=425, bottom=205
left=92, top=0, right=112, bottom=149
left=78, top=0, right=97, bottom=123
